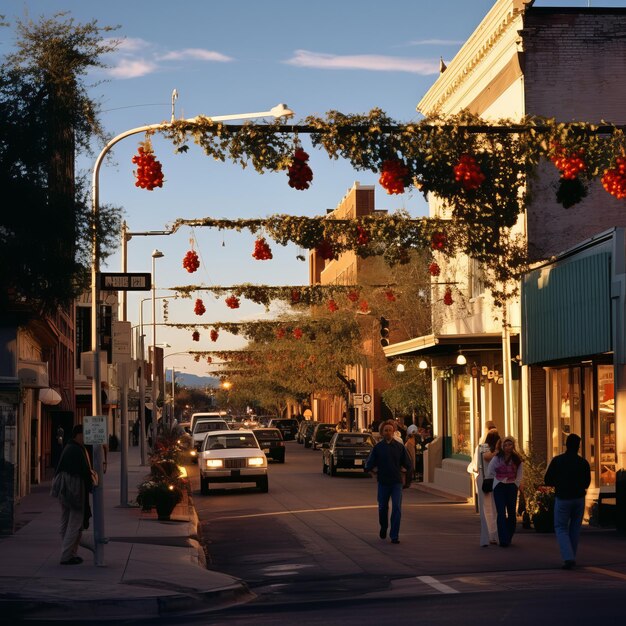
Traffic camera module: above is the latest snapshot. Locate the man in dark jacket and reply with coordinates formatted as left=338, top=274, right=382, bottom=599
left=544, top=433, right=591, bottom=569
left=365, top=420, right=413, bottom=544
left=54, top=424, right=94, bottom=565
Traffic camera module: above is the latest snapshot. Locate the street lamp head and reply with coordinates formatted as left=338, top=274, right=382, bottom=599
left=152, top=249, right=164, bottom=259
left=270, top=103, right=294, bottom=119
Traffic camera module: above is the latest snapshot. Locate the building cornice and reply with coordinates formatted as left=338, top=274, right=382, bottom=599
left=418, top=0, right=532, bottom=115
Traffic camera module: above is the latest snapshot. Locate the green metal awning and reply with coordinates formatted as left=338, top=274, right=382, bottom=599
left=522, top=251, right=611, bottom=365
left=383, top=333, right=511, bottom=358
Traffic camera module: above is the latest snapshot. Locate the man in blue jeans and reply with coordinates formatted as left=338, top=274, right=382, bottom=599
left=544, top=433, right=591, bottom=570
left=365, top=420, right=413, bottom=544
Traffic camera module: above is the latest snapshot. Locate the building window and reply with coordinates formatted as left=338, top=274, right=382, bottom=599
left=597, top=365, right=616, bottom=486
left=442, top=372, right=472, bottom=459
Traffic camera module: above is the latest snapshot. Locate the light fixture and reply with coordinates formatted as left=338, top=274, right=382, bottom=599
left=39, top=387, right=62, bottom=406
left=456, top=353, right=467, bottom=365
left=151, top=249, right=164, bottom=259
left=396, top=363, right=405, bottom=372
left=418, top=360, right=429, bottom=370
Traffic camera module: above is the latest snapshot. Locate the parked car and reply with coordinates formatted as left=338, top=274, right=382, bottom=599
left=302, top=421, right=320, bottom=448
left=322, top=432, right=376, bottom=476
left=296, top=420, right=314, bottom=444
left=310, top=423, right=337, bottom=450
left=267, top=418, right=299, bottom=441
left=174, top=421, right=193, bottom=452
left=253, top=427, right=286, bottom=463
left=199, top=430, right=268, bottom=495
left=190, top=418, right=230, bottom=462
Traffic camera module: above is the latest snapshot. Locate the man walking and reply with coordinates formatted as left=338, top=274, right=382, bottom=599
left=544, top=433, right=591, bottom=569
left=365, top=419, right=413, bottom=544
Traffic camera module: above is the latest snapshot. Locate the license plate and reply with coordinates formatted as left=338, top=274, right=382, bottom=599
left=354, top=459, right=363, bottom=466
left=263, top=448, right=270, bottom=453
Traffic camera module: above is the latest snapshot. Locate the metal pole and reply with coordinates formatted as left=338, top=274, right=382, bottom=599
left=119, top=222, right=129, bottom=506
left=171, top=366, right=176, bottom=423
left=139, top=302, right=147, bottom=466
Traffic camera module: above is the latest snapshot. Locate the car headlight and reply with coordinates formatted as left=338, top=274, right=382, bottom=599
left=247, top=457, right=265, bottom=467
left=190, top=449, right=197, bottom=457
left=206, top=459, right=223, bottom=468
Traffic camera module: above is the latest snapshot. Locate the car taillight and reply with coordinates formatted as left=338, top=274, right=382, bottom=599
left=278, top=441, right=285, bottom=447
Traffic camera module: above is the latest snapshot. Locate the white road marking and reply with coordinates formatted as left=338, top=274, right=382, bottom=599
left=417, top=575, right=460, bottom=594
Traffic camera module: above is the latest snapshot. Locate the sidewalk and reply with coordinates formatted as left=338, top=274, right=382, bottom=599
left=0, top=445, right=253, bottom=622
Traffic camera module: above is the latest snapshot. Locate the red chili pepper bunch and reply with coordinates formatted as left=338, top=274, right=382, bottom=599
left=347, top=290, right=360, bottom=303
left=275, top=328, right=286, bottom=340
left=194, top=298, right=206, bottom=316
left=192, top=331, right=200, bottom=342
left=183, top=250, right=200, bottom=273
left=356, top=226, right=370, bottom=246
left=132, top=143, right=164, bottom=190
left=225, top=295, right=240, bottom=309
left=379, top=159, right=410, bottom=195
left=252, top=237, right=273, bottom=260
left=293, top=328, right=303, bottom=340
left=443, top=288, right=454, bottom=306
left=551, top=145, right=586, bottom=180
left=210, top=329, right=219, bottom=342
left=453, top=154, right=485, bottom=190
left=327, top=299, right=339, bottom=313
left=431, top=232, right=447, bottom=251
left=291, top=290, right=301, bottom=304
left=429, top=262, right=441, bottom=277
left=359, top=300, right=369, bottom=313
left=206, top=356, right=212, bottom=364
left=385, top=290, right=396, bottom=302
left=602, top=157, right=626, bottom=199
left=288, top=149, right=313, bottom=190
left=315, top=239, right=335, bottom=260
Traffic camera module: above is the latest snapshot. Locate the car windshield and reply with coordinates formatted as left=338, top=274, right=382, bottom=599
left=335, top=435, right=373, bottom=446
left=194, top=421, right=228, bottom=434
left=205, top=434, right=259, bottom=450
left=255, top=430, right=281, bottom=440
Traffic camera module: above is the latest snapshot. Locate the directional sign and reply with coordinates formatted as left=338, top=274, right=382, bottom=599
left=83, top=415, right=108, bottom=445
left=99, top=272, right=151, bottom=291
left=353, top=393, right=363, bottom=406
left=112, top=321, right=132, bottom=364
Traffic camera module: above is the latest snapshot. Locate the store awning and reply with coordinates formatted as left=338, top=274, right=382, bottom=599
left=383, top=333, right=516, bottom=358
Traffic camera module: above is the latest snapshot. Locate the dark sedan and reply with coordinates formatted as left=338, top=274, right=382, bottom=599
left=322, top=432, right=376, bottom=476
left=267, top=418, right=299, bottom=441
left=302, top=421, right=319, bottom=448
left=310, top=423, right=337, bottom=450
left=253, top=427, right=286, bottom=463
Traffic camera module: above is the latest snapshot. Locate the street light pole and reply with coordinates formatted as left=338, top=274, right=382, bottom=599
left=90, top=99, right=295, bottom=567
left=151, top=249, right=164, bottom=446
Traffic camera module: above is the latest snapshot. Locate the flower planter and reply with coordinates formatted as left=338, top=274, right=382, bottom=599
left=532, top=511, right=555, bottom=533
left=155, top=495, right=178, bottom=521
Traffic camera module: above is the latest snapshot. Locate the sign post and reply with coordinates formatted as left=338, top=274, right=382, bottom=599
left=84, top=415, right=108, bottom=565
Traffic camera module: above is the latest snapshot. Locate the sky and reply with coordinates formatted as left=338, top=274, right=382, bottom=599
left=3, top=0, right=626, bottom=377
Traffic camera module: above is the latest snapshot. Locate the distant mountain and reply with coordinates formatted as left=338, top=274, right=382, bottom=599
left=165, top=371, right=220, bottom=389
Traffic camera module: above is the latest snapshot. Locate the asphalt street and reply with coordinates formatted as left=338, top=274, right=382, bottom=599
left=186, top=439, right=626, bottom=624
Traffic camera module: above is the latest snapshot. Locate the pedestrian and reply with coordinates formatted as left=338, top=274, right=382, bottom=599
left=487, top=435, right=523, bottom=547
left=468, top=428, right=501, bottom=546
left=50, top=424, right=95, bottom=565
left=405, top=425, right=418, bottom=482
left=544, top=433, right=591, bottom=569
left=364, top=419, right=413, bottom=544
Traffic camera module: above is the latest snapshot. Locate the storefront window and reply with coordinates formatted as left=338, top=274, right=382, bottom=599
left=453, top=374, right=472, bottom=458
left=597, top=365, right=616, bottom=486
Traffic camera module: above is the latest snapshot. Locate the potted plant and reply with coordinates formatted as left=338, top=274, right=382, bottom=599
left=520, top=450, right=555, bottom=533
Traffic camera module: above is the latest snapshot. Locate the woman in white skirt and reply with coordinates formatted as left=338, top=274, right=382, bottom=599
left=468, top=429, right=501, bottom=546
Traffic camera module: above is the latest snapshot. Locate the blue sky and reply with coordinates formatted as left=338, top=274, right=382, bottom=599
left=3, top=0, right=625, bottom=375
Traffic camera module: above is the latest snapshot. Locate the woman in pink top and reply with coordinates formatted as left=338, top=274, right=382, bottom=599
left=487, top=436, right=523, bottom=547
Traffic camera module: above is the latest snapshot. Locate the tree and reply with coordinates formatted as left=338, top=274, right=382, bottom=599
left=0, top=13, right=121, bottom=314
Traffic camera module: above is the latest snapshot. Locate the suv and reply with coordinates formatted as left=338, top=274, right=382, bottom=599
left=190, top=418, right=230, bottom=461
left=199, top=430, right=268, bottom=495
left=190, top=412, right=227, bottom=433
left=267, top=418, right=299, bottom=441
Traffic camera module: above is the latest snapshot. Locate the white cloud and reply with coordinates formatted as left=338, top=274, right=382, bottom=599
left=157, top=48, right=233, bottom=62
left=107, top=58, right=158, bottom=79
left=114, top=37, right=152, bottom=52
left=285, top=50, right=438, bottom=74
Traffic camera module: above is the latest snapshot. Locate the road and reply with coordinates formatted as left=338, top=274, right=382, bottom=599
left=185, top=439, right=626, bottom=624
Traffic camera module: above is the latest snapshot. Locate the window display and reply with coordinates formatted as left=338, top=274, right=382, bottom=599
left=597, top=365, right=616, bottom=486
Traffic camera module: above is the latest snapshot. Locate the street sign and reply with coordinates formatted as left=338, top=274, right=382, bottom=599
left=99, top=272, right=151, bottom=291
left=362, top=393, right=372, bottom=405
left=112, top=321, right=132, bottom=364
left=83, top=415, right=108, bottom=445
left=353, top=393, right=363, bottom=406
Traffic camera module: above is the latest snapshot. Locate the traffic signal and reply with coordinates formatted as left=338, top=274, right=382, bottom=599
left=380, top=316, right=390, bottom=347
